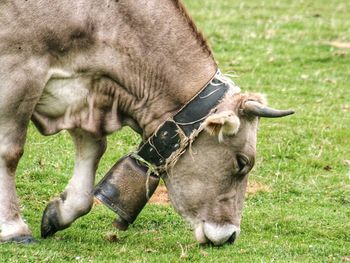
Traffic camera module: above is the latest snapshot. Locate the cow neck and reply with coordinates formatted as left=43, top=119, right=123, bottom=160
left=132, top=69, right=239, bottom=174
left=107, top=1, right=218, bottom=139
left=128, top=63, right=217, bottom=140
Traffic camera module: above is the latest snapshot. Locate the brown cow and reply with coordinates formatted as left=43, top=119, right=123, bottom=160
left=0, top=0, right=293, bottom=245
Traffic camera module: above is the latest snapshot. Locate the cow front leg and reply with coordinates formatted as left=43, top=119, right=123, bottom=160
left=0, top=137, right=34, bottom=243
left=41, top=129, right=106, bottom=238
left=0, top=69, right=45, bottom=243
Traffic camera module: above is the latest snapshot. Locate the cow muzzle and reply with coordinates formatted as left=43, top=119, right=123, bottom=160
left=194, top=222, right=240, bottom=246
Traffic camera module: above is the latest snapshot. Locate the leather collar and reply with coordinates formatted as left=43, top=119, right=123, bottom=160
left=134, top=70, right=236, bottom=172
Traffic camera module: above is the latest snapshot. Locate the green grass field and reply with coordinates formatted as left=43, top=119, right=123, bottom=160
left=1, top=0, right=349, bottom=262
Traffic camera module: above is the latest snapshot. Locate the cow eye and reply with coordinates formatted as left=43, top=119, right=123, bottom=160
left=236, top=154, right=252, bottom=175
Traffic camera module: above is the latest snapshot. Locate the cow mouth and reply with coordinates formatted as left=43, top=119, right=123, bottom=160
left=194, top=221, right=240, bottom=246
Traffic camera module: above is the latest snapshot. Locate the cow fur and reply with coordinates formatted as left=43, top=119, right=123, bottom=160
left=0, top=0, right=265, bottom=245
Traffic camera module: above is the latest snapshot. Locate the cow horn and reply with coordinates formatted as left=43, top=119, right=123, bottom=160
left=243, top=101, right=295, bottom=118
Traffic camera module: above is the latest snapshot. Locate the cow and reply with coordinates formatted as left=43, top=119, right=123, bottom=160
left=0, top=0, right=293, bottom=246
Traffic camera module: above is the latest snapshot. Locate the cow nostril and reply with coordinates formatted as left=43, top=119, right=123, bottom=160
left=227, top=231, right=236, bottom=244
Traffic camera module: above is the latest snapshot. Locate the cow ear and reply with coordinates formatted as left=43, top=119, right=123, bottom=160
left=203, top=111, right=240, bottom=142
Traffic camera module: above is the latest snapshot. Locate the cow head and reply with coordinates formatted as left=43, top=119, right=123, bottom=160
left=162, top=92, right=293, bottom=246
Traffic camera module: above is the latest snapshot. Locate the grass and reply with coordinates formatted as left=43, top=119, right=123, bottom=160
left=1, top=0, right=349, bottom=262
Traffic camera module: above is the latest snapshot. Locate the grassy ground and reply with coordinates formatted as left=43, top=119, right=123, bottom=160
left=1, top=0, right=349, bottom=262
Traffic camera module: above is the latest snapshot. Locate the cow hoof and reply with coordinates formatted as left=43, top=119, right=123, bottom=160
left=112, top=217, right=129, bottom=231
left=1, top=235, right=37, bottom=244
left=10, top=235, right=37, bottom=244
left=41, top=200, right=69, bottom=238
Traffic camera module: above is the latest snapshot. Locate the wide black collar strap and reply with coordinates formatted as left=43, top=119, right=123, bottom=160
left=135, top=70, right=234, bottom=171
